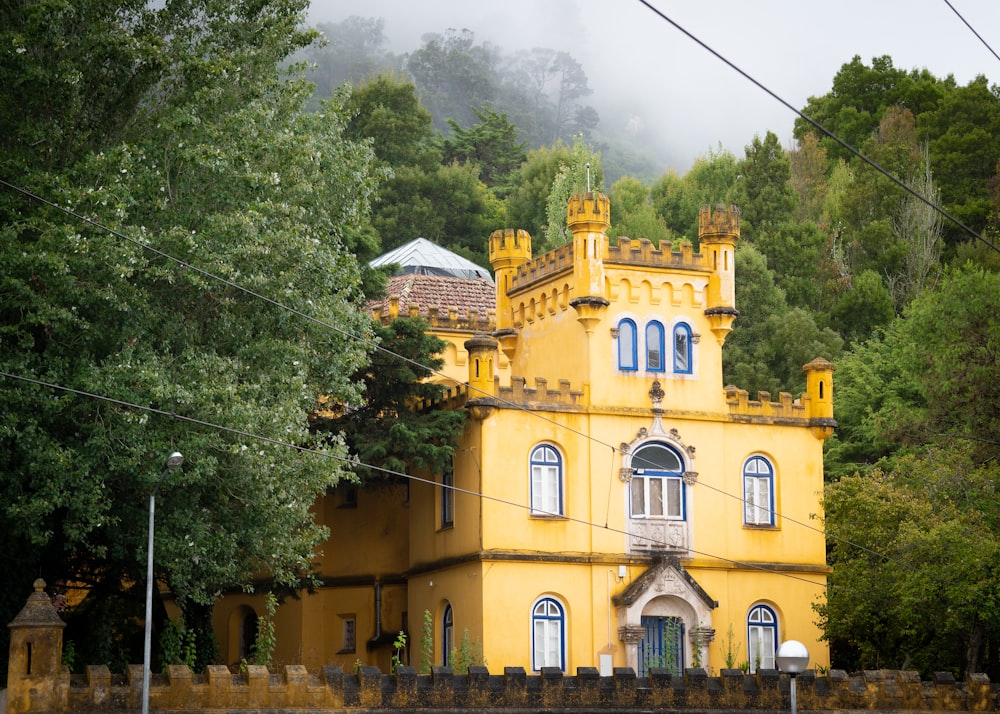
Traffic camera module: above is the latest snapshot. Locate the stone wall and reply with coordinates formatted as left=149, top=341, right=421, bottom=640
left=7, top=580, right=998, bottom=714
left=21, top=664, right=999, bottom=713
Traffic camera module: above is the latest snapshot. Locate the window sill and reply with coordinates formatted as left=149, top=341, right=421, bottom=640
left=743, top=522, right=778, bottom=530
left=530, top=512, right=567, bottom=520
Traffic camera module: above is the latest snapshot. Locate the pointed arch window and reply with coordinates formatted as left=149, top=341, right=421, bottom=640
left=530, top=444, right=564, bottom=516
left=747, top=605, right=777, bottom=672
left=618, top=318, right=638, bottom=371
left=646, top=321, right=665, bottom=372
left=531, top=597, right=566, bottom=671
left=673, top=322, right=693, bottom=374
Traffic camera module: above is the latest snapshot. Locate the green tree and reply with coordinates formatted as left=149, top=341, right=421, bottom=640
left=607, top=176, right=672, bottom=244
left=345, top=73, right=437, bottom=169
left=542, top=135, right=604, bottom=251
left=504, top=142, right=573, bottom=239
left=312, top=317, right=467, bottom=482
left=651, top=146, right=739, bottom=242
left=300, top=16, right=398, bottom=110
left=723, top=244, right=842, bottom=395
left=735, top=131, right=796, bottom=238
left=821, top=445, right=1000, bottom=676
left=406, top=29, right=499, bottom=132
left=0, top=0, right=379, bottom=670
left=442, top=107, right=527, bottom=196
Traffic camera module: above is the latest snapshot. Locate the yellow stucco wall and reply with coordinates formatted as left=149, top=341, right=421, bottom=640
left=213, top=197, right=831, bottom=675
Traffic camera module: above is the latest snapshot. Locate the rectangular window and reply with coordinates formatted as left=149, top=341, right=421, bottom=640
left=340, top=615, right=356, bottom=653
left=630, top=474, right=684, bottom=519
left=441, top=468, right=454, bottom=528
left=744, top=475, right=772, bottom=524
left=531, top=463, right=560, bottom=515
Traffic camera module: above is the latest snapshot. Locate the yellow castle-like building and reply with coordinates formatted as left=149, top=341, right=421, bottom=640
left=213, top=193, right=834, bottom=675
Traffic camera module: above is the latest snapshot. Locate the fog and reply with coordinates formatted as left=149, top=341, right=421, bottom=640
left=307, top=0, right=1000, bottom=175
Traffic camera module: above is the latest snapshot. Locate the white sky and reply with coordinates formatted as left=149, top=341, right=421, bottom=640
left=307, top=0, right=1000, bottom=174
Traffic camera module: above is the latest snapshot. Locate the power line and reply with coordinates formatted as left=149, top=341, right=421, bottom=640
left=0, top=177, right=902, bottom=571
left=0, top=368, right=830, bottom=592
left=635, top=0, right=1000, bottom=257
left=942, top=0, right=1000, bottom=66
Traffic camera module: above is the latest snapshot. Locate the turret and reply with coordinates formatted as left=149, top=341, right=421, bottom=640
left=488, top=229, right=531, bottom=359
left=567, top=192, right=610, bottom=334
left=7, top=579, right=67, bottom=714
left=803, top=357, right=836, bottom=440
left=699, top=204, right=741, bottom=345
left=464, top=332, right=499, bottom=420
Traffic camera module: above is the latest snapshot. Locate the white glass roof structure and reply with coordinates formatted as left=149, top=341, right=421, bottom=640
left=369, top=237, right=494, bottom=282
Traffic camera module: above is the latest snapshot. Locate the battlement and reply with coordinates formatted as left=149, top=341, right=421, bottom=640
left=374, top=300, right=496, bottom=333
left=724, top=386, right=807, bottom=421
left=508, top=243, right=575, bottom=293
left=489, top=228, right=532, bottom=269
left=497, top=376, right=586, bottom=410
left=607, top=236, right=710, bottom=271
left=567, top=191, right=611, bottom=232
left=699, top=203, right=741, bottom=240
left=20, top=664, right=998, bottom=713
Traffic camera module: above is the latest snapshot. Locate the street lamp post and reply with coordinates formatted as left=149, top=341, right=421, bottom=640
left=776, top=640, right=810, bottom=714
left=142, top=451, right=183, bottom=714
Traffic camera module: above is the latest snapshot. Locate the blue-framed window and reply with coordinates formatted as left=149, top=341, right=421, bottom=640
left=629, top=443, right=685, bottom=520
left=532, top=597, right=566, bottom=671
left=530, top=444, right=563, bottom=516
left=747, top=605, right=778, bottom=672
left=743, top=456, right=775, bottom=525
left=646, top=321, right=665, bottom=372
left=442, top=603, right=454, bottom=666
left=618, top=319, right=638, bottom=371
left=673, top=322, right=693, bottom=373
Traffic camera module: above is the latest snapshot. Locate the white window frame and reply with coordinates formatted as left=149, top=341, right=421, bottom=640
left=747, top=604, right=778, bottom=672
left=629, top=444, right=685, bottom=520
left=531, top=597, right=566, bottom=671
left=645, top=320, right=665, bottom=372
left=530, top=444, right=564, bottom=516
left=743, top=456, right=775, bottom=526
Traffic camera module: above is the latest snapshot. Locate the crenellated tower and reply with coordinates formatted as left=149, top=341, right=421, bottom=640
left=699, top=204, right=740, bottom=345
left=567, top=192, right=611, bottom=334
left=803, top=357, right=836, bottom=440
left=489, top=228, right=532, bottom=359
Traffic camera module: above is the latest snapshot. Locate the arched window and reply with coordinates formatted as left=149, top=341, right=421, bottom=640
left=747, top=605, right=778, bottom=672
left=532, top=597, right=566, bottom=671
left=673, top=322, right=693, bottom=374
left=618, top=319, right=638, bottom=371
left=743, top=456, right=775, bottom=525
left=239, top=609, right=258, bottom=661
left=646, top=321, right=665, bottom=372
left=629, top=443, right=685, bottom=519
left=442, top=603, right=454, bottom=667
left=530, top=444, right=563, bottom=516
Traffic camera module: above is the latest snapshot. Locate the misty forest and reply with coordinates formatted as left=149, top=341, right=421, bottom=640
left=3, top=0, right=1000, bottom=681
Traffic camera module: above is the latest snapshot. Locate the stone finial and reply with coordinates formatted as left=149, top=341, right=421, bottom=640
left=8, top=579, right=66, bottom=629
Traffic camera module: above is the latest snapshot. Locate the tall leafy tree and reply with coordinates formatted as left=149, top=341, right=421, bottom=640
left=442, top=107, right=527, bottom=196
left=406, top=29, right=500, bottom=132
left=608, top=176, right=673, bottom=244
left=1, top=0, right=379, bottom=670
left=312, top=318, right=467, bottom=481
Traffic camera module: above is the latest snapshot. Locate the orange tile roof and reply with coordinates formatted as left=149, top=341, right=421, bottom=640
left=369, top=274, right=496, bottom=321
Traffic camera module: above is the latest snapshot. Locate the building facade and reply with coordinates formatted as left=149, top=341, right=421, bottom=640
left=213, top=193, right=834, bottom=675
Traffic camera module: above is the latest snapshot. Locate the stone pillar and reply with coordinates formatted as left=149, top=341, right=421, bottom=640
left=7, top=579, right=67, bottom=714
